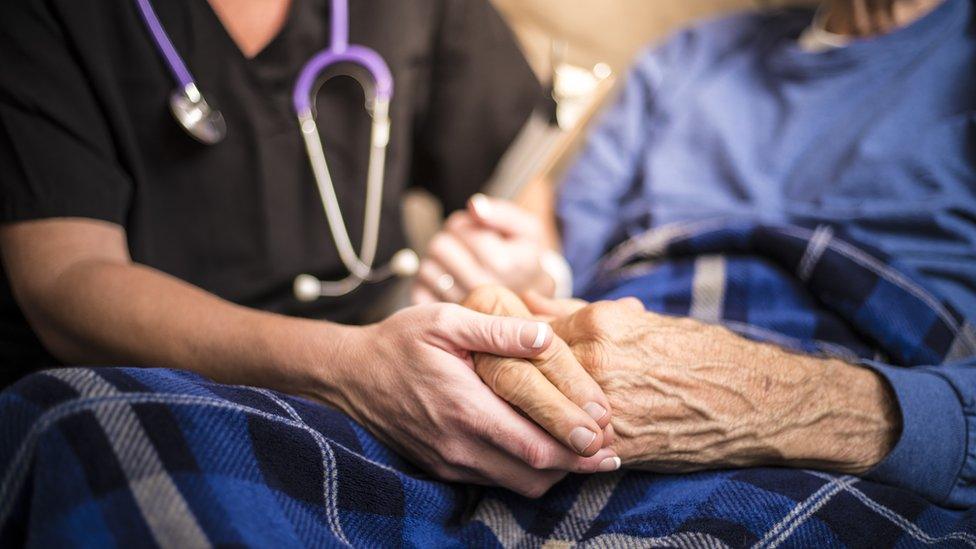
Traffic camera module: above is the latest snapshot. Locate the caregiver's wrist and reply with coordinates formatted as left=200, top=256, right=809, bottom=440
left=257, top=316, right=365, bottom=409
left=311, top=323, right=373, bottom=413
left=766, top=355, right=900, bottom=473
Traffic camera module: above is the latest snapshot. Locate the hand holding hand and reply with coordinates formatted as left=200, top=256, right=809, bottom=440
left=412, top=196, right=555, bottom=304
left=461, top=286, right=619, bottom=469
left=315, top=303, right=618, bottom=498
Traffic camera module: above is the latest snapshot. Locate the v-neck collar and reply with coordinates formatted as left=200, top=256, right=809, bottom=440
left=198, top=0, right=299, bottom=64
left=194, top=0, right=330, bottom=93
left=184, top=0, right=332, bottom=129
left=763, top=0, right=969, bottom=78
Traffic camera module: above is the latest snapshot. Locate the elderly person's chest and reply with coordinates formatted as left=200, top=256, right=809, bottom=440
left=637, top=46, right=976, bottom=222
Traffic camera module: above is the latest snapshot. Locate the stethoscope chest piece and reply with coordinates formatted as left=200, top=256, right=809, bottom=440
left=170, top=83, right=227, bottom=145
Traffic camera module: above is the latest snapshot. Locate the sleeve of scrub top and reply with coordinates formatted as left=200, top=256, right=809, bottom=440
left=0, top=2, right=131, bottom=225
left=411, top=0, right=542, bottom=213
left=861, top=358, right=976, bottom=510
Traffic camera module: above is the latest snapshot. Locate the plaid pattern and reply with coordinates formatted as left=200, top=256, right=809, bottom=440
left=587, top=220, right=976, bottom=366
left=1, top=220, right=974, bottom=547
left=2, top=368, right=974, bottom=548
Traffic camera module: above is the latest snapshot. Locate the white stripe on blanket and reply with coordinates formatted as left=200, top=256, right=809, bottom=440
left=44, top=369, right=212, bottom=549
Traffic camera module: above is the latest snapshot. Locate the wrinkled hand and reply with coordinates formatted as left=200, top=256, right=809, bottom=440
left=526, top=295, right=900, bottom=474
left=462, top=287, right=619, bottom=471
left=318, top=303, right=618, bottom=498
left=412, top=196, right=553, bottom=304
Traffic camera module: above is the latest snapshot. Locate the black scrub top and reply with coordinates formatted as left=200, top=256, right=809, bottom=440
left=0, top=0, right=541, bottom=385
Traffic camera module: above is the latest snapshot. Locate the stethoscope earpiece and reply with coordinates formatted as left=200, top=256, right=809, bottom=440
left=293, top=274, right=325, bottom=303
left=388, top=249, right=420, bottom=278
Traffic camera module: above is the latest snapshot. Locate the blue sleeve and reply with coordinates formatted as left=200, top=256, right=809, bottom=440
left=556, top=53, right=660, bottom=294
left=863, top=358, right=975, bottom=509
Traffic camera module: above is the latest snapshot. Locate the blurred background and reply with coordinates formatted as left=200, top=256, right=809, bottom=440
left=403, top=0, right=816, bottom=278
left=493, top=0, right=771, bottom=78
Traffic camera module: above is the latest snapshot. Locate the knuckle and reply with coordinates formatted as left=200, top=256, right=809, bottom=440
left=483, top=254, right=509, bottom=274
left=575, top=342, right=610, bottom=376
left=431, top=461, right=465, bottom=482
left=418, top=259, right=439, bottom=284
left=521, top=438, right=555, bottom=470
left=445, top=211, right=468, bottom=232
left=487, top=319, right=511, bottom=351
left=519, top=479, right=554, bottom=499
left=523, top=213, right=542, bottom=232
left=489, top=360, right=535, bottom=398
left=427, top=233, right=450, bottom=257
left=467, top=409, right=495, bottom=440
left=618, top=297, right=644, bottom=311
left=463, top=286, right=503, bottom=313
left=438, top=442, right=469, bottom=469
left=577, top=302, right=615, bottom=332
left=428, top=303, right=461, bottom=332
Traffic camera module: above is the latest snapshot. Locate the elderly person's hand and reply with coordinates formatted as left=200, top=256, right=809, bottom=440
left=412, top=196, right=558, bottom=304
left=461, top=287, right=620, bottom=472
left=318, top=302, right=619, bottom=498
left=525, top=294, right=902, bottom=474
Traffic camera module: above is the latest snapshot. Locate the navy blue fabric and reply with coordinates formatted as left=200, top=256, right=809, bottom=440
left=1, top=366, right=975, bottom=548
left=2, top=220, right=976, bottom=546
left=559, top=0, right=976, bottom=512
left=586, top=220, right=976, bottom=508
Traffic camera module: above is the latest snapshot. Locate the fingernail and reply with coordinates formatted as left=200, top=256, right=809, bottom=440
left=598, top=456, right=622, bottom=472
left=582, top=402, right=607, bottom=422
left=518, top=321, right=549, bottom=349
left=471, top=193, right=491, bottom=218
left=569, top=427, right=597, bottom=453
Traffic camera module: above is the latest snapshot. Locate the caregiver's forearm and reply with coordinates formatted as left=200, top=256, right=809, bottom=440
left=33, top=259, right=349, bottom=391
left=1, top=220, right=350, bottom=394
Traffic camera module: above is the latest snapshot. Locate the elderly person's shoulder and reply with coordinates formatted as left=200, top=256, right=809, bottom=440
left=628, top=6, right=814, bottom=90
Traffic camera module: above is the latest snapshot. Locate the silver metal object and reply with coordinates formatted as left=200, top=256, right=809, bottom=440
left=169, top=83, right=226, bottom=145
left=436, top=273, right=455, bottom=293
left=139, top=0, right=416, bottom=302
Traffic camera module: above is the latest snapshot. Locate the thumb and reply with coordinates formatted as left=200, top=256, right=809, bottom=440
left=438, top=306, right=553, bottom=359
left=468, top=194, right=541, bottom=239
left=521, top=290, right=588, bottom=319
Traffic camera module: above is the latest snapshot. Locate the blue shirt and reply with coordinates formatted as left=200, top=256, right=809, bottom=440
left=558, top=0, right=976, bottom=507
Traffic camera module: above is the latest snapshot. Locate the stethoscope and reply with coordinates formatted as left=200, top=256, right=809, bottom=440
left=133, top=0, right=420, bottom=302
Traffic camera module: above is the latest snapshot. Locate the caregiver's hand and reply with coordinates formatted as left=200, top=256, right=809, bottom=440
left=532, top=297, right=901, bottom=474
left=412, top=195, right=555, bottom=304
left=461, top=286, right=617, bottom=464
left=316, top=303, right=619, bottom=498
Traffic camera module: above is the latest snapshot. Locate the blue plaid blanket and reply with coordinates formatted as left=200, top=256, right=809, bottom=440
left=2, top=221, right=975, bottom=548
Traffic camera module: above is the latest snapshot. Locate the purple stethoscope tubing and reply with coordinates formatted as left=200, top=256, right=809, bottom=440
left=293, top=0, right=394, bottom=115
left=135, top=0, right=413, bottom=299
left=134, top=0, right=393, bottom=109
left=133, top=0, right=194, bottom=89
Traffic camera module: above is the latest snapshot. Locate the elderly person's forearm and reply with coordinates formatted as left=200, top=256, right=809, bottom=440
left=462, top=287, right=898, bottom=473
left=539, top=298, right=901, bottom=473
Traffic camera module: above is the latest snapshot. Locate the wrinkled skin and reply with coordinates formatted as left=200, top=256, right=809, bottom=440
left=316, top=303, right=619, bottom=499
left=462, top=288, right=616, bottom=460
left=465, top=287, right=900, bottom=475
